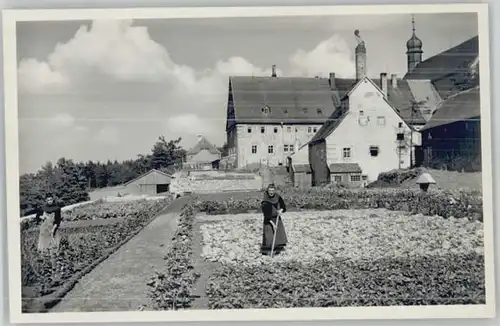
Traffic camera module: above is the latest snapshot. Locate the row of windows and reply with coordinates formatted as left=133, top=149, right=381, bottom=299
left=357, top=114, right=405, bottom=128
left=342, top=146, right=381, bottom=159
left=342, top=144, right=409, bottom=159
left=261, top=106, right=324, bottom=116
left=332, top=174, right=364, bottom=183
left=247, top=126, right=318, bottom=134
left=251, top=144, right=295, bottom=154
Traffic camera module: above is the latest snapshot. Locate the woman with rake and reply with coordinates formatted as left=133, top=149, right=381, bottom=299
left=260, top=184, right=288, bottom=256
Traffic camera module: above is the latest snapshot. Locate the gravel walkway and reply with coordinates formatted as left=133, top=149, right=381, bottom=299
left=50, top=197, right=189, bottom=312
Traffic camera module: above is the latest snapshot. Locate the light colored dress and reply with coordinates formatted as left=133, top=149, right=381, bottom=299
left=37, top=213, right=61, bottom=253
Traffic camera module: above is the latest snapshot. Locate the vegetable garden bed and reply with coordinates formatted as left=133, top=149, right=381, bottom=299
left=146, top=203, right=200, bottom=310
left=137, top=187, right=486, bottom=311
left=21, top=198, right=171, bottom=313
left=200, top=209, right=485, bottom=309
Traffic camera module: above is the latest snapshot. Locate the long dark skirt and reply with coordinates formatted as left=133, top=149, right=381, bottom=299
left=261, top=216, right=287, bottom=255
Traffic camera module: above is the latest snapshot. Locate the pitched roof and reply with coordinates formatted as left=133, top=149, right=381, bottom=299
left=329, top=163, right=362, bottom=174
left=229, top=74, right=424, bottom=128
left=123, top=169, right=174, bottom=186
left=292, top=163, right=312, bottom=173
left=187, top=136, right=221, bottom=155
left=421, top=86, right=480, bottom=130
left=405, top=79, right=443, bottom=120
left=403, top=36, right=479, bottom=100
left=403, top=36, right=478, bottom=81
left=229, top=76, right=339, bottom=124
left=309, top=76, right=423, bottom=144
left=386, top=78, right=426, bottom=125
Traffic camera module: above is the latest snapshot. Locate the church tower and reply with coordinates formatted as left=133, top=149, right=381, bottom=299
left=354, top=30, right=366, bottom=80
left=406, top=15, right=423, bottom=72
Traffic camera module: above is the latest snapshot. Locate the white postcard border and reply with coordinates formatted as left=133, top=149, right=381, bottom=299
left=2, top=3, right=495, bottom=323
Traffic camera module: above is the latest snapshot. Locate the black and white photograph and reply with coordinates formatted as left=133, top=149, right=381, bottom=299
left=2, top=4, right=495, bottom=323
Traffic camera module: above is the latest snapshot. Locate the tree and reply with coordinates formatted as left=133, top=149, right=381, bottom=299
left=150, top=136, right=185, bottom=170
left=54, top=158, right=89, bottom=205
left=18, top=135, right=188, bottom=215
left=83, top=160, right=97, bottom=189
left=94, top=163, right=109, bottom=188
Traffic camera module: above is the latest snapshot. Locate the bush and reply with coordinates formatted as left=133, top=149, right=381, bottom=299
left=193, top=188, right=483, bottom=221
left=367, top=168, right=424, bottom=188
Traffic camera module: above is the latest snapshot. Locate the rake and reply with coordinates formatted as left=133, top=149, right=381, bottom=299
left=270, top=211, right=282, bottom=258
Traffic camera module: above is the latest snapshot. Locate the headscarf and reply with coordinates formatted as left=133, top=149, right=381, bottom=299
left=262, top=183, right=280, bottom=205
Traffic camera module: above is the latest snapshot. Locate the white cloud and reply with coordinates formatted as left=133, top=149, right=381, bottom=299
left=289, top=35, right=355, bottom=78
left=18, top=19, right=355, bottom=172
left=18, top=58, right=67, bottom=93
left=165, top=113, right=210, bottom=135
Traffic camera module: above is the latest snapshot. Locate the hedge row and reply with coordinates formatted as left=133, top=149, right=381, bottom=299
left=193, top=188, right=483, bottom=221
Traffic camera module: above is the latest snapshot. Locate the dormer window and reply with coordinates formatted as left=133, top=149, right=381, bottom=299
left=317, top=108, right=323, bottom=115
left=283, top=108, right=288, bottom=114
left=262, top=106, right=271, bottom=115
left=302, top=108, right=308, bottom=114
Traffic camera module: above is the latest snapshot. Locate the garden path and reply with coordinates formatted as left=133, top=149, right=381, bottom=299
left=50, top=197, right=189, bottom=312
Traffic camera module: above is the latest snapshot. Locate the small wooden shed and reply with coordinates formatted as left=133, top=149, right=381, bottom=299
left=291, top=163, right=312, bottom=188
left=329, top=163, right=364, bottom=187
left=123, top=169, right=174, bottom=195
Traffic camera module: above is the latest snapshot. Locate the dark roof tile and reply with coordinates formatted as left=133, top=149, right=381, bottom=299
left=329, top=163, right=362, bottom=173
left=229, top=76, right=356, bottom=124
left=421, top=86, right=480, bottom=130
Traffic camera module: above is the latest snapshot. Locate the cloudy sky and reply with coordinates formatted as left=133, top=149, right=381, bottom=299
left=16, top=12, right=478, bottom=174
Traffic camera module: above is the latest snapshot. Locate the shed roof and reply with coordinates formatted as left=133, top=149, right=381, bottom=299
left=292, top=164, right=312, bottom=173
left=421, top=86, right=480, bottom=130
left=123, top=169, right=174, bottom=186
left=329, top=163, right=362, bottom=174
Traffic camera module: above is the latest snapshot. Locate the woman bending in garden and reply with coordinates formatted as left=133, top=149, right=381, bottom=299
left=35, top=193, right=63, bottom=252
left=260, top=184, right=288, bottom=256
